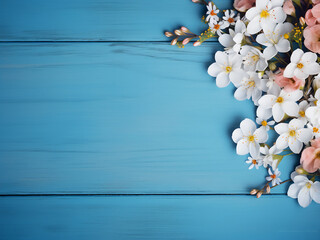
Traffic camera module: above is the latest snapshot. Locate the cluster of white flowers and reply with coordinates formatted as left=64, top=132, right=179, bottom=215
left=206, top=0, right=320, bottom=207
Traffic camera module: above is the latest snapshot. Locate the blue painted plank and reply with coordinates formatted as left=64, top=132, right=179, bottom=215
left=0, top=0, right=232, bottom=41
left=0, top=43, right=298, bottom=194
left=0, top=195, right=319, bottom=240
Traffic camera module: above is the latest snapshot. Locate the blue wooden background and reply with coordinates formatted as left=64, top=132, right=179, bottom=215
left=0, top=0, right=319, bottom=239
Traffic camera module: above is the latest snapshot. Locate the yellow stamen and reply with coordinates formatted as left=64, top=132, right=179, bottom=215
left=248, top=135, right=255, bottom=142
left=284, top=33, right=289, bottom=39
left=297, top=63, right=304, bottom=69
left=261, top=120, right=268, bottom=127
left=214, top=24, right=220, bottom=30
left=228, top=18, right=234, bottom=23
left=306, top=182, right=312, bottom=189
left=313, top=127, right=319, bottom=133
left=299, top=111, right=305, bottom=117
left=225, top=66, right=232, bottom=73
left=260, top=10, right=269, bottom=18
left=276, top=97, right=284, bottom=103
left=252, top=55, right=259, bottom=62
left=248, top=81, right=255, bottom=87
left=271, top=174, right=276, bottom=179
left=252, top=159, right=257, bottom=165
left=210, top=10, right=216, bottom=16
left=289, top=130, right=296, bottom=137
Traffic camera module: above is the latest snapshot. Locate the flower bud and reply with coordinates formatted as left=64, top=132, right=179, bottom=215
left=250, top=189, right=258, bottom=195
left=266, top=185, right=271, bottom=194
left=296, top=167, right=309, bottom=175
left=283, top=0, right=295, bottom=16
left=165, top=31, right=173, bottom=37
left=174, top=30, right=183, bottom=36
left=171, top=38, right=178, bottom=45
left=269, top=62, right=277, bottom=71
left=193, top=41, right=201, bottom=47
left=256, top=191, right=263, bottom=198
left=181, top=27, right=190, bottom=33
left=182, top=38, right=191, bottom=45
left=299, top=17, right=306, bottom=26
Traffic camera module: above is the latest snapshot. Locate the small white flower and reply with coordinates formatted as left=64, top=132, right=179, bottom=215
left=245, top=0, right=286, bottom=35
left=222, top=10, right=240, bottom=27
left=284, top=49, right=320, bottom=80
left=240, top=46, right=268, bottom=71
left=209, top=20, right=228, bottom=36
left=219, top=20, right=247, bottom=53
left=266, top=168, right=281, bottom=186
left=275, top=119, right=313, bottom=153
left=246, top=156, right=263, bottom=169
left=306, top=89, right=320, bottom=125
left=256, top=117, right=275, bottom=131
left=258, top=89, right=303, bottom=122
left=234, top=72, right=263, bottom=105
left=307, top=123, right=320, bottom=138
left=288, top=175, right=320, bottom=208
left=232, top=118, right=268, bottom=157
left=256, top=22, right=293, bottom=60
left=262, top=71, right=281, bottom=95
left=260, top=145, right=282, bottom=169
left=206, top=2, right=219, bottom=23
left=297, top=100, right=308, bottom=125
left=208, top=51, right=245, bottom=88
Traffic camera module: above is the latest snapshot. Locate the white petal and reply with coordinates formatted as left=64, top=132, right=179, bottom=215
left=283, top=90, right=303, bottom=101
left=215, top=51, right=228, bottom=65
left=310, top=182, right=320, bottom=204
left=276, top=133, right=289, bottom=149
left=291, top=49, right=304, bottom=63
left=246, top=16, right=262, bottom=34
left=275, top=38, right=290, bottom=53
left=216, top=72, right=230, bottom=88
left=208, top=63, right=221, bottom=77
left=297, top=129, right=313, bottom=144
left=256, top=0, right=269, bottom=9
left=229, top=69, right=245, bottom=87
left=234, top=87, right=247, bottom=101
left=257, top=106, right=272, bottom=119
left=287, top=183, right=302, bottom=199
left=249, top=142, right=260, bottom=158
left=271, top=0, right=284, bottom=8
left=232, top=128, right=243, bottom=143
left=301, top=52, right=317, bottom=63
left=263, top=46, right=277, bottom=60
left=294, top=68, right=308, bottom=80
left=304, top=63, right=320, bottom=75
left=274, top=123, right=289, bottom=134
left=288, top=137, right=303, bottom=153
left=219, top=34, right=234, bottom=48
left=245, top=7, right=259, bottom=20
left=272, top=103, right=285, bottom=122
left=269, top=7, right=286, bottom=23
left=283, top=63, right=296, bottom=78
left=283, top=101, right=299, bottom=117
left=236, top=138, right=249, bottom=155
left=258, top=94, right=276, bottom=109
left=298, top=186, right=312, bottom=208
left=254, top=127, right=268, bottom=143
left=256, top=33, right=269, bottom=46
left=293, top=175, right=309, bottom=183
left=288, top=119, right=304, bottom=130
left=240, top=118, right=256, bottom=136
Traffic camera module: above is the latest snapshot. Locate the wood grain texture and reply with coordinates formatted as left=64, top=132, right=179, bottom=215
left=0, top=0, right=232, bottom=41
left=0, top=42, right=298, bottom=194
left=0, top=195, right=319, bottom=240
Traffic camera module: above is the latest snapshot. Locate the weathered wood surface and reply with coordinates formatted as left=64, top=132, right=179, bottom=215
left=1, top=42, right=298, bottom=194
left=0, top=195, right=318, bottom=240
left=0, top=0, right=232, bottom=41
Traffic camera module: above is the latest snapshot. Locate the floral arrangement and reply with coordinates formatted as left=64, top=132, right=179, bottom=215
left=165, top=0, right=320, bottom=208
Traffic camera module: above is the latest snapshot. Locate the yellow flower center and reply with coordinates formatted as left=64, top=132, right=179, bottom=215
left=313, top=127, right=319, bottom=133
left=276, top=97, right=284, bottom=103
left=306, top=182, right=312, bottom=189
left=214, top=24, right=220, bottom=30
left=248, top=135, right=255, bottom=142
left=261, top=120, right=268, bottom=126
left=315, top=100, right=318, bottom=106
left=210, top=10, right=216, bottom=16
left=228, top=18, right=234, bottom=23
left=271, top=174, right=276, bottom=179
left=297, top=63, right=304, bottom=69
left=284, top=33, right=289, bottom=39
left=289, top=130, right=296, bottom=137
left=252, top=159, right=257, bottom=165
left=225, top=66, right=232, bottom=73
left=299, top=110, right=305, bottom=117
left=248, top=80, right=255, bottom=87
left=252, top=54, right=259, bottom=62
left=260, top=10, right=269, bottom=18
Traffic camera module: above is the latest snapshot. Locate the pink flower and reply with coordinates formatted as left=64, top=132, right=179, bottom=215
left=283, top=0, right=295, bottom=16
left=305, top=3, right=320, bottom=26
left=312, top=0, right=320, bottom=4
left=303, top=25, right=320, bottom=53
left=274, top=69, right=304, bottom=92
left=233, top=0, right=255, bottom=12
left=300, top=138, right=320, bottom=173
